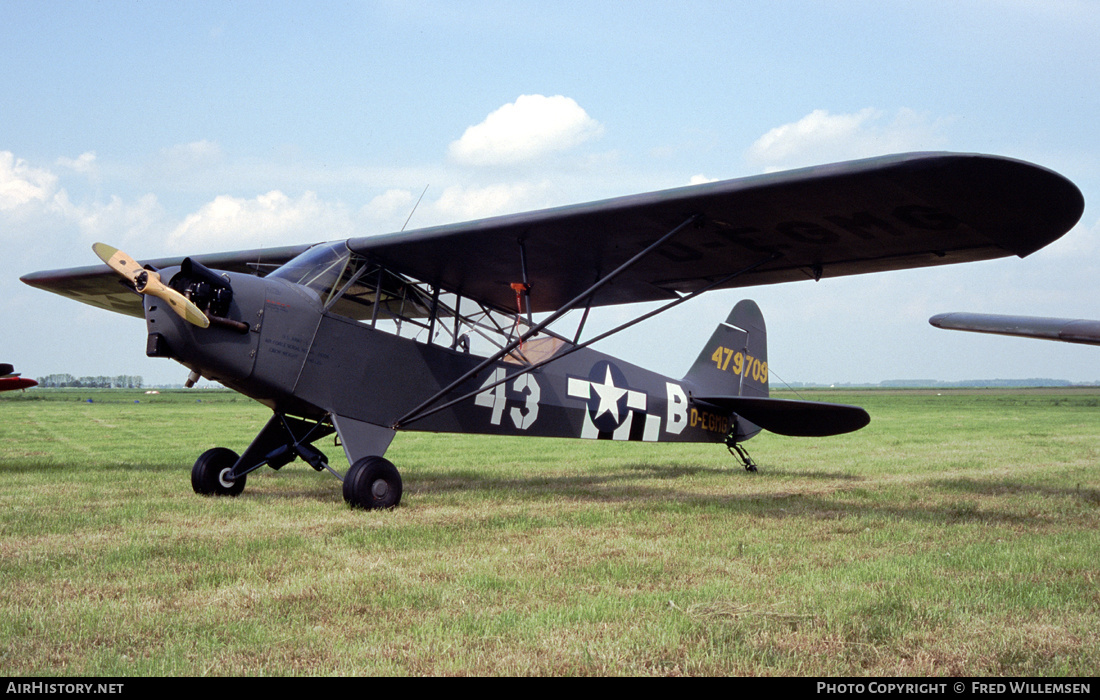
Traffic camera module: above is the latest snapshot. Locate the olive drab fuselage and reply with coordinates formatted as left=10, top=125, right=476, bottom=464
left=145, top=263, right=760, bottom=470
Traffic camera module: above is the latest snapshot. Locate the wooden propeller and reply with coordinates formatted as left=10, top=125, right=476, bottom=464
left=93, top=243, right=210, bottom=328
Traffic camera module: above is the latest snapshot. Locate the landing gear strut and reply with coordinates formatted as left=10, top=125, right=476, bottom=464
left=189, top=412, right=403, bottom=510
left=726, top=439, right=759, bottom=472
left=190, top=413, right=335, bottom=500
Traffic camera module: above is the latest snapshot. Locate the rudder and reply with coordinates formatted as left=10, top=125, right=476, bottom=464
left=682, top=300, right=768, bottom=398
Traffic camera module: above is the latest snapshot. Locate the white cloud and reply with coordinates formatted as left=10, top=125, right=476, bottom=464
left=0, top=151, right=58, bottom=211
left=688, top=174, right=717, bottom=186
left=56, top=151, right=97, bottom=175
left=746, top=108, right=950, bottom=172
left=158, top=140, right=225, bottom=176
left=162, top=139, right=223, bottom=162
left=360, top=188, right=415, bottom=229
left=52, top=192, right=164, bottom=245
left=427, top=182, right=552, bottom=223
left=1, top=151, right=165, bottom=260
left=448, top=94, right=603, bottom=167
left=166, top=190, right=353, bottom=252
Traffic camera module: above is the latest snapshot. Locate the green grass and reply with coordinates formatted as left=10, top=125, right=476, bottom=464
left=1, top=387, right=1097, bottom=675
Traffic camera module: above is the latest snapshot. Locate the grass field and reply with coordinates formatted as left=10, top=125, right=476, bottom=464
left=1, top=387, right=1097, bottom=676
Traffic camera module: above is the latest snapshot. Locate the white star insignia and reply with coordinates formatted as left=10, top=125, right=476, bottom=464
left=590, top=365, right=627, bottom=422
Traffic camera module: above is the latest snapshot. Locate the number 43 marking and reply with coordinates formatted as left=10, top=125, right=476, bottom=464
left=474, top=368, right=541, bottom=430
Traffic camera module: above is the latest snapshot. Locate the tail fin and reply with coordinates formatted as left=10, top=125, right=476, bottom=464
left=684, top=300, right=870, bottom=438
left=682, top=299, right=768, bottom=398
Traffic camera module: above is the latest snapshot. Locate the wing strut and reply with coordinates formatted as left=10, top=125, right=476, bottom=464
left=392, top=248, right=782, bottom=429
left=517, top=238, right=533, bottom=327
left=392, top=214, right=702, bottom=428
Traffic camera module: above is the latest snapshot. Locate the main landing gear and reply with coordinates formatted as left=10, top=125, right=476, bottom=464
left=189, top=413, right=403, bottom=510
left=191, top=447, right=247, bottom=496
left=343, top=456, right=402, bottom=509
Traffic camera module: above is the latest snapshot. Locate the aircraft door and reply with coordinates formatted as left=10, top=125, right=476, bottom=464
left=248, top=278, right=325, bottom=397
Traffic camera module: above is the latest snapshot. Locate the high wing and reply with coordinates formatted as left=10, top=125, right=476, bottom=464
left=343, top=152, right=1084, bottom=312
left=929, top=312, right=1100, bottom=346
left=21, top=153, right=1083, bottom=316
left=20, top=244, right=313, bottom=319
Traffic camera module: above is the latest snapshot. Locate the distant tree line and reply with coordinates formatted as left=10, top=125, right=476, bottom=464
left=879, top=378, right=1074, bottom=388
left=35, top=374, right=144, bottom=389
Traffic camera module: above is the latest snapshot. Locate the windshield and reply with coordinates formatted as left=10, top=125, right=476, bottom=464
left=267, top=241, right=352, bottom=304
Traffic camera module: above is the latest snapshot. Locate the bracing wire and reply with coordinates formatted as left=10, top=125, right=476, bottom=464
left=401, top=185, right=430, bottom=232
left=768, top=365, right=806, bottom=401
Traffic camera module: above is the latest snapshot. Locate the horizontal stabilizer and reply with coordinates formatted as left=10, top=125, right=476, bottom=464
left=695, top=396, right=870, bottom=437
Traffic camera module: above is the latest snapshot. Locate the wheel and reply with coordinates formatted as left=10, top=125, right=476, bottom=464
left=343, top=456, right=402, bottom=510
left=191, top=447, right=246, bottom=497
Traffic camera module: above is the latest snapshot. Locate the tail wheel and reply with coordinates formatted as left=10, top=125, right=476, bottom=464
left=192, top=447, right=247, bottom=496
left=343, top=456, right=402, bottom=510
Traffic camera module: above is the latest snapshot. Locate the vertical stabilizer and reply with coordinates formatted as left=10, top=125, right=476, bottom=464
left=682, top=300, right=769, bottom=398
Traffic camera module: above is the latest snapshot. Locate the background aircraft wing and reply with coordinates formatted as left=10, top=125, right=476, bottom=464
left=20, top=244, right=313, bottom=319
left=0, top=363, right=37, bottom=391
left=346, top=152, right=1084, bottom=313
left=929, top=312, right=1100, bottom=346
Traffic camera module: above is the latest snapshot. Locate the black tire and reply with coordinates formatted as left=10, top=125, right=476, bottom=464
left=343, top=456, right=402, bottom=510
left=191, top=447, right=246, bottom=497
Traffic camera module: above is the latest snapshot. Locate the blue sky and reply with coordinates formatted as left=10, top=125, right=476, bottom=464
left=3, top=1, right=1099, bottom=386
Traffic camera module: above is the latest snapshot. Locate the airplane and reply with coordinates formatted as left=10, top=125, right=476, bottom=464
left=930, top=312, right=1100, bottom=346
left=20, top=152, right=1084, bottom=509
left=0, top=364, right=38, bottom=392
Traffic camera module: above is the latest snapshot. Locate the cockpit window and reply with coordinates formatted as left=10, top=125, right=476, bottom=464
left=268, top=241, right=352, bottom=305
left=267, top=241, right=433, bottom=322
left=265, top=240, right=566, bottom=360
